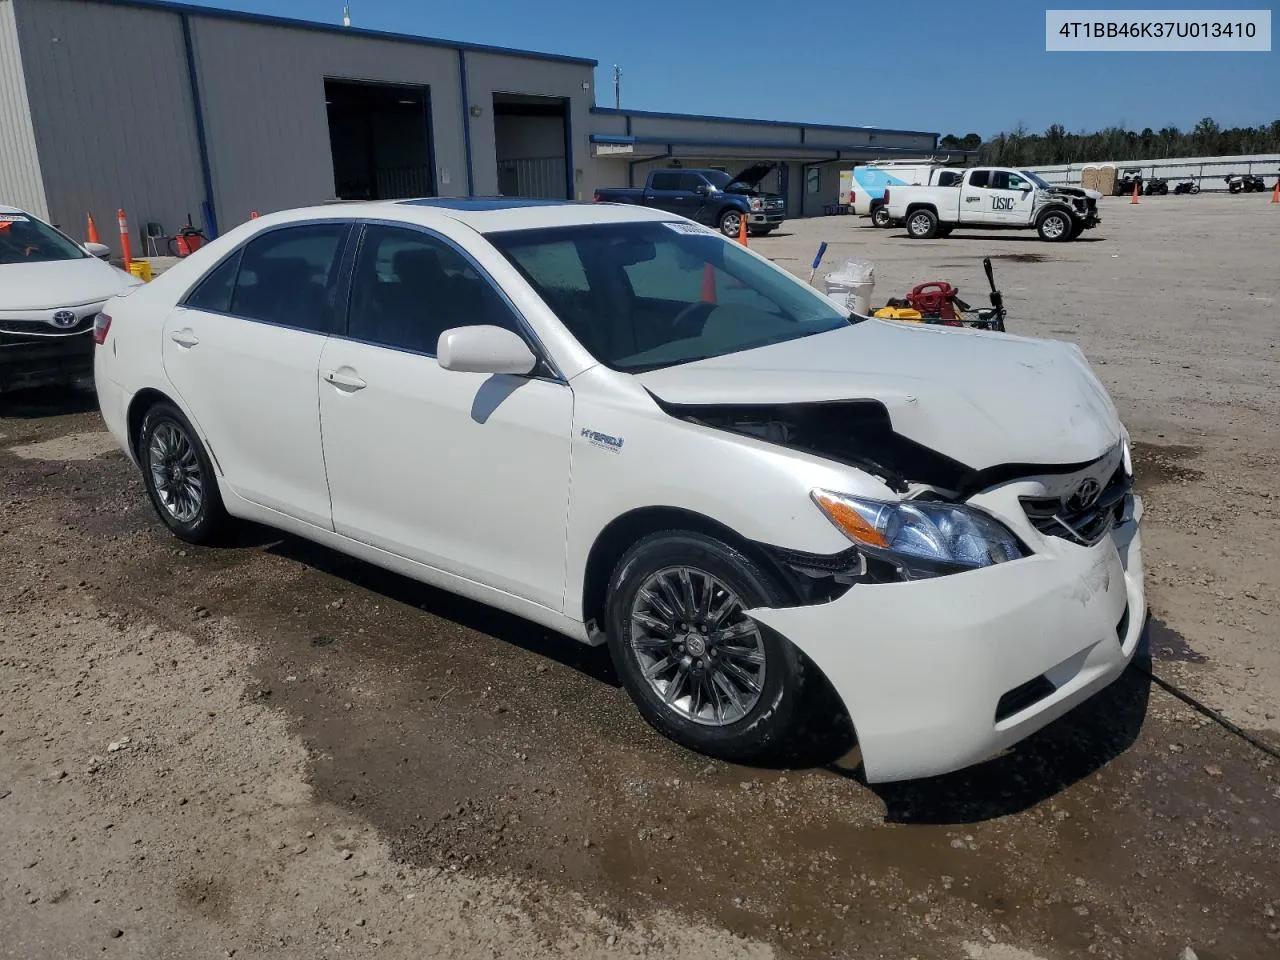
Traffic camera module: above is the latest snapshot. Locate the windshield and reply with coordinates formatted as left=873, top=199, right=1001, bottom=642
left=0, top=213, right=88, bottom=265
left=488, top=221, right=855, bottom=372
left=703, top=171, right=735, bottom=189
left=1020, top=170, right=1054, bottom=190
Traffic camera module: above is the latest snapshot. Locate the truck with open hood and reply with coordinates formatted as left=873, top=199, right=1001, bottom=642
left=594, top=163, right=786, bottom=238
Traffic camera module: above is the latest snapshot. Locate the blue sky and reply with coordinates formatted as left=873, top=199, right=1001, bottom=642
left=184, top=0, right=1276, bottom=136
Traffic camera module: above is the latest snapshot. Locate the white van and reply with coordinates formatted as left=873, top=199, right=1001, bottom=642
left=843, top=162, right=966, bottom=227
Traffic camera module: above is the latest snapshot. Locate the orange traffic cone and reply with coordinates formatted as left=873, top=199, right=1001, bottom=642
left=86, top=213, right=100, bottom=245
left=700, top=262, right=716, bottom=303
left=116, top=208, right=132, bottom=271
left=1131, top=181, right=1140, bottom=204
left=738, top=211, right=748, bottom=246
left=1271, top=181, right=1279, bottom=204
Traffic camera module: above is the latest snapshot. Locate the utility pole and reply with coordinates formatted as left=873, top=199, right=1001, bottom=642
left=342, top=3, right=351, bottom=26
left=613, top=64, right=622, bottom=110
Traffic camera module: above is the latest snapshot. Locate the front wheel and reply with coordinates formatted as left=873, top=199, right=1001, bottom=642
left=605, top=531, right=807, bottom=762
left=905, top=209, right=939, bottom=239
left=138, top=401, right=228, bottom=544
left=1037, top=209, right=1073, bottom=241
left=718, top=209, right=744, bottom=238
left=1190, top=185, right=1201, bottom=194
left=870, top=204, right=892, bottom=228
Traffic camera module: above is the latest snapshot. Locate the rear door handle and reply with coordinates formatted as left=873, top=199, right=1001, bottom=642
left=324, top=369, right=366, bottom=391
left=170, top=329, right=199, bottom=347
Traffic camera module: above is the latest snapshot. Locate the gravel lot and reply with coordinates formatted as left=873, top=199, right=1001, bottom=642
left=2, top=193, right=1278, bottom=959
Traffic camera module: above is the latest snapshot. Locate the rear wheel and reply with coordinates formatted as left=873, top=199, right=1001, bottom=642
left=870, top=204, right=892, bottom=228
left=138, top=401, right=228, bottom=544
left=718, top=209, right=744, bottom=238
left=604, top=531, right=807, bottom=762
left=1037, top=209, right=1073, bottom=241
left=905, top=208, right=939, bottom=239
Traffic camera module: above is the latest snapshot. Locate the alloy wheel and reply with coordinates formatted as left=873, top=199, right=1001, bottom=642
left=628, top=566, right=767, bottom=726
left=148, top=421, right=204, bottom=524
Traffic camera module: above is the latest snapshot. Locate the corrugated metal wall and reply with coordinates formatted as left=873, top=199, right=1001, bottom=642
left=187, top=16, right=469, bottom=227
left=12, top=0, right=206, bottom=246
left=0, top=0, right=48, bottom=218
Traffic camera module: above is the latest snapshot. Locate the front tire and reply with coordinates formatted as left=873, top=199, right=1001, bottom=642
left=718, top=209, right=744, bottom=238
left=870, top=204, right=892, bottom=228
left=604, top=531, right=807, bottom=762
left=138, top=401, right=228, bottom=544
left=1037, top=209, right=1073, bottom=241
left=905, top=208, right=939, bottom=239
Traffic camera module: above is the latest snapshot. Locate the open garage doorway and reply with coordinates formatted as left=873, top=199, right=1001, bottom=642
left=325, top=79, right=435, bottom=201
left=493, top=93, right=569, bottom=199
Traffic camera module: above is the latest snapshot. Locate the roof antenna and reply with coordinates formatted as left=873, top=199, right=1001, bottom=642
left=613, top=64, right=622, bottom=110
left=342, top=3, right=351, bottom=26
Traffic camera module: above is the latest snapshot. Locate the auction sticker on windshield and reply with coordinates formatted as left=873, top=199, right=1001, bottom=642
left=0, top=214, right=31, bottom=222
left=662, top=221, right=717, bottom=236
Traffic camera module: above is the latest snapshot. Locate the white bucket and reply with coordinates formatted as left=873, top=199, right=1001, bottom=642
left=823, top=258, right=875, bottom=315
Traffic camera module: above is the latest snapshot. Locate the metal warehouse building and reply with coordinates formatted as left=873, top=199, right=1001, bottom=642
left=0, top=0, right=940, bottom=252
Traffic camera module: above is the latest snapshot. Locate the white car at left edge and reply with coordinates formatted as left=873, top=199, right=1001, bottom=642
left=0, top=204, right=139, bottom=393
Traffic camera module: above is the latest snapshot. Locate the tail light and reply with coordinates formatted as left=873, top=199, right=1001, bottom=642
left=593, top=191, right=602, bottom=203
left=883, top=188, right=891, bottom=206
left=92, top=312, right=112, bottom=345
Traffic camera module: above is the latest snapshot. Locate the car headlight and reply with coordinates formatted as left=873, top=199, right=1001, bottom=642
left=811, top=489, right=1025, bottom=579
left=749, top=198, right=763, bottom=211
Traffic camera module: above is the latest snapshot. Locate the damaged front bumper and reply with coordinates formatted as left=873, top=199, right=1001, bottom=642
left=747, top=494, right=1145, bottom=784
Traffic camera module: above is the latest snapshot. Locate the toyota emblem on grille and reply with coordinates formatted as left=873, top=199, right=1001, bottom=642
left=1066, top=477, right=1102, bottom=512
left=50, top=310, right=78, bottom=328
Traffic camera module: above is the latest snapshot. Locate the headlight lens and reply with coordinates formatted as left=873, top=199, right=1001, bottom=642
left=811, top=489, right=1025, bottom=579
left=749, top=198, right=763, bottom=211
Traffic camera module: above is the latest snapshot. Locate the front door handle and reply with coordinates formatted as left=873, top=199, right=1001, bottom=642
left=170, top=328, right=200, bottom=347
left=324, top=369, right=367, bottom=391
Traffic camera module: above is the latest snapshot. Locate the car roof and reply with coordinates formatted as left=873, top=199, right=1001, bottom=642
left=245, top=197, right=679, bottom=235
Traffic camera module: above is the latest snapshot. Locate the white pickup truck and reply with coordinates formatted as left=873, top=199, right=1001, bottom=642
left=884, top=167, right=1103, bottom=241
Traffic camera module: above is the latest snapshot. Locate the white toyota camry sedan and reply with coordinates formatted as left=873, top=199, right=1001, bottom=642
left=93, top=198, right=1145, bottom=783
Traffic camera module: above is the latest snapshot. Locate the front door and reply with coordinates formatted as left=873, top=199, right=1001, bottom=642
left=162, top=221, right=352, bottom=528
left=316, top=222, right=574, bottom=610
left=986, top=170, right=1038, bottom=224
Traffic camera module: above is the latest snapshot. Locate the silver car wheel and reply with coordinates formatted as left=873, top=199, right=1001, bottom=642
left=148, top=421, right=204, bottom=524
left=909, top=212, right=933, bottom=237
left=628, top=566, right=767, bottom=727
left=1042, top=214, right=1068, bottom=239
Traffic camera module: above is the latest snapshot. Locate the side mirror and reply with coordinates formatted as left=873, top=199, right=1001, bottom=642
left=84, top=241, right=112, bottom=259
left=695, top=183, right=709, bottom=195
left=437, top=325, right=537, bottom=376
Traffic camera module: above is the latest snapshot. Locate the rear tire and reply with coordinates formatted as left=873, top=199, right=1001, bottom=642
left=905, top=208, right=939, bottom=239
left=138, top=401, right=228, bottom=544
left=871, top=204, right=892, bottom=228
left=604, top=531, right=807, bottom=762
left=1037, top=209, right=1073, bottom=242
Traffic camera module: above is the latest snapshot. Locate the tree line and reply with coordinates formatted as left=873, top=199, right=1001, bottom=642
left=938, top=118, right=1280, bottom=167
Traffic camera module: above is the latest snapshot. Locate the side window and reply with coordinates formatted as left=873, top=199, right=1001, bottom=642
left=937, top=170, right=961, bottom=187
left=184, top=249, right=243, bottom=313
left=347, top=224, right=520, bottom=355
left=230, top=223, right=348, bottom=332
left=649, top=173, right=680, bottom=191
left=1005, top=173, right=1029, bottom=190
left=968, top=170, right=990, bottom=189
left=677, top=173, right=705, bottom=192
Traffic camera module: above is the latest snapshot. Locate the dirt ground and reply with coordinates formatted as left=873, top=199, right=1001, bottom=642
left=2, top=193, right=1278, bottom=960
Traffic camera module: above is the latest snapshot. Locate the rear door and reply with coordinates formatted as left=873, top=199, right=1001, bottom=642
left=162, top=220, right=352, bottom=528
left=644, top=171, right=689, bottom=216
left=959, top=169, right=999, bottom=224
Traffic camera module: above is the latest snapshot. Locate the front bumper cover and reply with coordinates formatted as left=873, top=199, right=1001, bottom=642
left=747, top=496, right=1145, bottom=783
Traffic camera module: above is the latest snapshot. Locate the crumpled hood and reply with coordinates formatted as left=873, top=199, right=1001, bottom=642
left=1046, top=184, right=1102, bottom=202
left=635, top=319, right=1122, bottom=471
left=0, top=257, right=140, bottom=311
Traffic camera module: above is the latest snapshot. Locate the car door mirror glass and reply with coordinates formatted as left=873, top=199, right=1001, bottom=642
left=437, top=325, right=537, bottom=375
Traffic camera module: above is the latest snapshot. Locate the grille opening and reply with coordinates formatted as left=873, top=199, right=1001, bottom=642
left=995, top=675, right=1056, bottom=722
left=1116, top=603, right=1130, bottom=644
left=1021, top=462, right=1131, bottom=547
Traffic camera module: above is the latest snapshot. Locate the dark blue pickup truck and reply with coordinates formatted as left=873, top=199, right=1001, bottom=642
left=594, top=163, right=786, bottom=238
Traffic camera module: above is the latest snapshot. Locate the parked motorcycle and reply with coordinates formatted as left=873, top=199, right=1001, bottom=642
left=1172, top=180, right=1201, bottom=195
left=1224, top=172, right=1267, bottom=193
left=1143, top=176, right=1169, bottom=196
